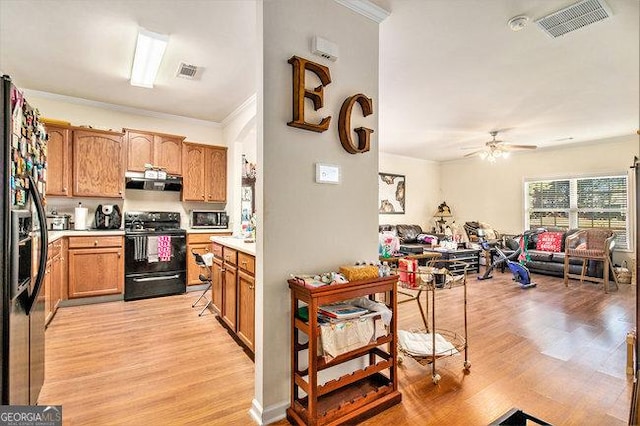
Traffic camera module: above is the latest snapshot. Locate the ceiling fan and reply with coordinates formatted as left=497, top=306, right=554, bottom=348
left=463, top=131, right=537, bottom=162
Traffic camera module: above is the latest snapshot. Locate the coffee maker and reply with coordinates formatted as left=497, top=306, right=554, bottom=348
left=95, top=205, right=122, bottom=229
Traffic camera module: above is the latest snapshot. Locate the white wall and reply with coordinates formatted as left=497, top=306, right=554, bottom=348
left=27, top=93, right=235, bottom=228
left=255, top=0, right=380, bottom=423
left=378, top=152, right=440, bottom=231
left=439, top=135, right=638, bottom=264
left=222, top=95, right=257, bottom=235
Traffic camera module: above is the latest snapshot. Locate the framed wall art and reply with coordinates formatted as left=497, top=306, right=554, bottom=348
left=378, top=173, right=405, bottom=214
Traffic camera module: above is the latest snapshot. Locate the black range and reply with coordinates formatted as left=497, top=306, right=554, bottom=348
left=124, top=211, right=186, bottom=301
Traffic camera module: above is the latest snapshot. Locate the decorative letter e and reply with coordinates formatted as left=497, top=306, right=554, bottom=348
left=287, top=56, right=332, bottom=133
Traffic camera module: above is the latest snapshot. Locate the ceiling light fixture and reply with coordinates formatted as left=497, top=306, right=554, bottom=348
left=130, top=28, right=169, bottom=88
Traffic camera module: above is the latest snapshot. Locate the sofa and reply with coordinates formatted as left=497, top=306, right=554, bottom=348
left=379, top=224, right=438, bottom=253
left=500, top=228, right=609, bottom=278
left=380, top=224, right=610, bottom=279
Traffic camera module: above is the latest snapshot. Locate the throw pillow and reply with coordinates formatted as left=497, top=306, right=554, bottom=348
left=535, top=231, right=564, bottom=252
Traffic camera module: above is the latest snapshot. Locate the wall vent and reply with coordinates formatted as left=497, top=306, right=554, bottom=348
left=535, top=0, right=613, bottom=38
left=176, top=62, right=200, bottom=79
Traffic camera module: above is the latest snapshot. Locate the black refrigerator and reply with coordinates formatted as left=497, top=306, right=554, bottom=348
left=0, top=75, right=49, bottom=405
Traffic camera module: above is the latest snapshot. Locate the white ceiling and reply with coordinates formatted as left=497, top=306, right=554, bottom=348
left=0, top=0, right=257, bottom=123
left=378, top=0, right=639, bottom=161
left=0, top=0, right=638, bottom=161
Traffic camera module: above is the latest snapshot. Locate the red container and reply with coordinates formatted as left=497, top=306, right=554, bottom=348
left=398, top=258, right=417, bottom=287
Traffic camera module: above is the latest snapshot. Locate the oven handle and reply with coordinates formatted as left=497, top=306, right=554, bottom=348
left=132, top=274, right=181, bottom=283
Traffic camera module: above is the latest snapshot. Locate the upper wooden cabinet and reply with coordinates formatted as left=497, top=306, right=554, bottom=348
left=206, top=146, right=227, bottom=203
left=182, top=142, right=227, bottom=202
left=155, top=135, right=183, bottom=175
left=43, top=123, right=72, bottom=197
left=124, top=129, right=185, bottom=175
left=73, top=129, right=125, bottom=198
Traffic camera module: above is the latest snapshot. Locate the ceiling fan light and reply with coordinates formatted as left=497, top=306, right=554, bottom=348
left=479, top=151, right=488, bottom=160
left=502, top=151, right=510, bottom=158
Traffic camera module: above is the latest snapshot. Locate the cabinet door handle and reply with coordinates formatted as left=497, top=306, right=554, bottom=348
left=249, top=284, right=254, bottom=290
left=205, top=248, right=209, bottom=252
left=63, top=187, right=67, bottom=191
left=117, top=251, right=121, bottom=258
left=94, top=240, right=98, bottom=246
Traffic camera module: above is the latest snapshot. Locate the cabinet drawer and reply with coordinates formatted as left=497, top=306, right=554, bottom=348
left=223, top=247, right=237, bottom=265
left=238, top=252, right=255, bottom=274
left=68, top=236, right=123, bottom=249
left=212, top=243, right=223, bottom=258
left=188, top=233, right=215, bottom=244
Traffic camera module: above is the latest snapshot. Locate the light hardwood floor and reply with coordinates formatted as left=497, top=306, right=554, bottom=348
left=40, top=272, right=635, bottom=425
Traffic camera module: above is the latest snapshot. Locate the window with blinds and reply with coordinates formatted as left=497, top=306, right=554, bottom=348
left=525, top=175, right=629, bottom=250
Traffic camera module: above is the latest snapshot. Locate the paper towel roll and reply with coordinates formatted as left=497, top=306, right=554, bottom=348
left=74, top=207, right=88, bottom=230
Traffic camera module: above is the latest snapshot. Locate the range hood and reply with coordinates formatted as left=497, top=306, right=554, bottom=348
left=125, top=172, right=182, bottom=192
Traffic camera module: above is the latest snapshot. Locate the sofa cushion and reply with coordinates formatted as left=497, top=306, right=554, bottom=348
left=526, top=250, right=554, bottom=262
left=396, top=225, right=423, bottom=244
left=527, top=227, right=568, bottom=250
left=535, top=231, right=564, bottom=252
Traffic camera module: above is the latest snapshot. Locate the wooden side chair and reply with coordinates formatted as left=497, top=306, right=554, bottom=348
left=563, top=228, right=617, bottom=293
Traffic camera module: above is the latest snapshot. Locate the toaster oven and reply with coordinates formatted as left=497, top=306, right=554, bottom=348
left=190, top=210, right=228, bottom=229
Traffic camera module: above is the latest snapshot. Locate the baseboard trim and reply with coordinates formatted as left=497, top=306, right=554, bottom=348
left=249, top=399, right=288, bottom=425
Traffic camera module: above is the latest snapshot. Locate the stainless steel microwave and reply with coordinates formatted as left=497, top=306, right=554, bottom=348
left=190, top=210, right=228, bottom=229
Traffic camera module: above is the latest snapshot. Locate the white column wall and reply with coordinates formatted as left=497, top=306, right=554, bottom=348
left=254, top=0, right=380, bottom=423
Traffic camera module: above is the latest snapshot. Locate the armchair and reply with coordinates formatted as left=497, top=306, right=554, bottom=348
left=563, top=228, right=617, bottom=293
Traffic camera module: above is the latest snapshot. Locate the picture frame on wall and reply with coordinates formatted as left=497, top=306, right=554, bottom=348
left=378, top=173, right=405, bottom=214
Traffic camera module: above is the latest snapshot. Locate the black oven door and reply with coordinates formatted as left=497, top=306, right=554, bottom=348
left=124, top=232, right=186, bottom=275
left=124, top=271, right=186, bottom=301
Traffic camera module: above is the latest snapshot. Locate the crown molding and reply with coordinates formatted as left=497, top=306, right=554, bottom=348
left=221, top=93, right=257, bottom=127
left=334, top=0, right=390, bottom=23
left=22, top=89, right=223, bottom=128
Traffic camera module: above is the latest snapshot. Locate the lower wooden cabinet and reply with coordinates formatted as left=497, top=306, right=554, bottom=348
left=45, top=239, right=64, bottom=326
left=222, top=263, right=237, bottom=330
left=211, top=257, right=224, bottom=314
left=187, top=234, right=212, bottom=286
left=67, top=237, right=124, bottom=298
left=237, top=270, right=255, bottom=352
left=186, top=233, right=231, bottom=286
left=211, top=241, right=255, bottom=354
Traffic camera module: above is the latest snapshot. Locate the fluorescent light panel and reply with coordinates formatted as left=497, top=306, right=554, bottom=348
left=130, top=28, right=169, bottom=88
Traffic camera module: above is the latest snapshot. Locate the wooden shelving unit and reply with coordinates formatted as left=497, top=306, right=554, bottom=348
left=287, top=276, right=402, bottom=426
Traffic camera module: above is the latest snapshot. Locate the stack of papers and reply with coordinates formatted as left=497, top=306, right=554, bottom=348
left=319, top=303, right=369, bottom=320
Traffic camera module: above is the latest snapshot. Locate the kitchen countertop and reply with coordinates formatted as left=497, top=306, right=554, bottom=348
left=210, top=236, right=256, bottom=256
left=187, top=228, right=232, bottom=234
left=48, top=229, right=125, bottom=243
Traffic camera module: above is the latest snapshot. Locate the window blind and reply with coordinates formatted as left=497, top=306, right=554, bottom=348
left=577, top=176, right=628, bottom=249
left=526, top=180, right=571, bottom=228
left=525, top=175, right=629, bottom=250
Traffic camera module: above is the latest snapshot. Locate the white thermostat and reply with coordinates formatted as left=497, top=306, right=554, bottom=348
left=315, top=163, right=340, bottom=184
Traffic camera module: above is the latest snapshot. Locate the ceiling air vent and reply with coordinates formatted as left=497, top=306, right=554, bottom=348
left=535, top=0, right=613, bottom=38
left=176, top=62, right=200, bottom=79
